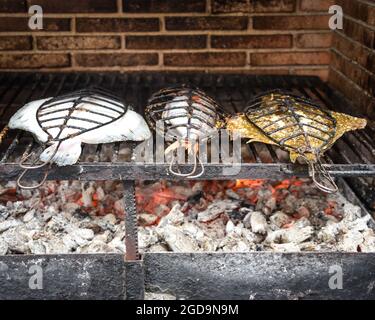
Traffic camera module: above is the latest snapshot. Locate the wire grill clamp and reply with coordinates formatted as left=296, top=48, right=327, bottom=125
left=145, top=86, right=226, bottom=178
left=245, top=89, right=338, bottom=193
left=17, top=87, right=128, bottom=189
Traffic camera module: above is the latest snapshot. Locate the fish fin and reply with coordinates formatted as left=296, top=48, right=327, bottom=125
left=226, top=115, right=276, bottom=145
left=326, top=112, right=367, bottom=150
left=40, top=138, right=82, bottom=166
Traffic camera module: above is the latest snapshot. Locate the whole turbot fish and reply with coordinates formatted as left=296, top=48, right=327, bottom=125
left=226, top=91, right=367, bottom=193
left=8, top=89, right=151, bottom=166
left=227, top=91, right=367, bottom=164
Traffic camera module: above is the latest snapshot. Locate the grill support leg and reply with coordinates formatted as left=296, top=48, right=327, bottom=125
left=122, top=180, right=144, bottom=300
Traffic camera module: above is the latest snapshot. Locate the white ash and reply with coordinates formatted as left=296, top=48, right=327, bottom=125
left=0, top=179, right=374, bottom=255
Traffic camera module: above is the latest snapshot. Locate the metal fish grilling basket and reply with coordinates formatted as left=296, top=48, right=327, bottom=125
left=226, top=90, right=367, bottom=193
left=145, top=86, right=226, bottom=178
left=14, top=87, right=129, bottom=189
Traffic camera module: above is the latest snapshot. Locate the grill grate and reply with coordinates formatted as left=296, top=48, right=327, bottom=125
left=0, top=72, right=374, bottom=182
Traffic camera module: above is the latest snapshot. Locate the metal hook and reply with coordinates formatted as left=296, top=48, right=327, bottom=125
left=16, top=141, right=62, bottom=189
left=16, top=164, right=51, bottom=190
left=167, top=140, right=205, bottom=178
left=308, top=158, right=338, bottom=194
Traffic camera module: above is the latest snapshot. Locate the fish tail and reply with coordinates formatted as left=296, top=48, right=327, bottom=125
left=40, top=138, right=82, bottom=166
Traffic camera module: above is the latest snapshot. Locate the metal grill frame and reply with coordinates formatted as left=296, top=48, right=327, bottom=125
left=244, top=89, right=337, bottom=156
left=36, top=87, right=127, bottom=144
left=0, top=72, right=374, bottom=182
left=145, top=85, right=226, bottom=142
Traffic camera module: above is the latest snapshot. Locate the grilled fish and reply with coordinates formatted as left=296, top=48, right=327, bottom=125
left=9, top=89, right=151, bottom=166
left=227, top=91, right=367, bottom=163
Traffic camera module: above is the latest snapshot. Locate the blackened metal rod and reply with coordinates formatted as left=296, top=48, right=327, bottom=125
left=123, top=179, right=139, bottom=261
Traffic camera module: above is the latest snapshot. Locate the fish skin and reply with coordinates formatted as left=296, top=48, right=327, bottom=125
left=8, top=96, right=151, bottom=166
left=226, top=96, right=367, bottom=163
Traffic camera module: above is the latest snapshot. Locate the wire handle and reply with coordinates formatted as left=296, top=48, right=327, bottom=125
left=165, top=140, right=205, bottom=178
left=308, top=158, right=338, bottom=194
left=16, top=141, right=61, bottom=189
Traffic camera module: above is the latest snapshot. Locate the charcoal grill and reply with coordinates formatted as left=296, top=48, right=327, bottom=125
left=0, top=72, right=375, bottom=300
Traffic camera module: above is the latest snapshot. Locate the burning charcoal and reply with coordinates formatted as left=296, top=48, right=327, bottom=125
left=361, top=230, right=375, bottom=252
left=243, top=210, right=253, bottom=229
left=197, top=200, right=240, bottom=223
left=340, top=230, right=364, bottom=252
left=226, top=220, right=235, bottom=234
left=0, top=219, right=21, bottom=233
left=270, top=243, right=301, bottom=252
left=296, top=206, right=310, bottom=219
left=262, top=197, right=277, bottom=216
left=225, top=189, right=241, bottom=200
left=139, top=228, right=159, bottom=250
left=250, top=211, right=268, bottom=235
left=158, top=204, right=184, bottom=227
left=70, top=228, right=95, bottom=247
left=242, top=228, right=263, bottom=244
left=22, top=210, right=35, bottom=223
left=0, top=237, right=8, bottom=255
left=79, top=241, right=114, bottom=253
left=147, top=243, right=169, bottom=253
left=46, top=215, right=69, bottom=233
left=270, top=211, right=291, bottom=229
left=2, top=228, right=29, bottom=253
left=28, top=239, right=47, bottom=254
left=62, top=234, right=79, bottom=251
left=45, top=239, right=70, bottom=254
left=0, top=205, right=9, bottom=220
left=318, top=222, right=341, bottom=243
left=266, top=225, right=314, bottom=244
left=145, top=292, right=176, bottom=300
left=138, top=213, right=158, bottom=226
left=106, top=236, right=124, bottom=252
left=281, top=194, right=297, bottom=214
left=158, top=225, right=199, bottom=252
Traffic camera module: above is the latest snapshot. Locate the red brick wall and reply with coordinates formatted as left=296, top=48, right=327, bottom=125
left=0, top=0, right=334, bottom=79
left=329, top=0, right=375, bottom=119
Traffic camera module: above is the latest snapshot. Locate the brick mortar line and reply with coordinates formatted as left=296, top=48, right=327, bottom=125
left=331, top=47, right=375, bottom=78
left=329, top=65, right=374, bottom=99
left=0, top=65, right=330, bottom=72
left=0, top=48, right=332, bottom=54
left=356, top=0, right=375, bottom=8
left=343, top=14, right=375, bottom=31
left=0, top=12, right=332, bottom=18
left=0, top=30, right=333, bottom=36
left=334, top=30, right=374, bottom=55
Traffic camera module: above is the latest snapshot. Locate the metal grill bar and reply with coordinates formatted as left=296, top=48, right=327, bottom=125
left=0, top=73, right=373, bottom=181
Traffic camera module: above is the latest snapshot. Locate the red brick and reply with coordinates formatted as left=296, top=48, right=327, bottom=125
left=341, top=18, right=375, bottom=49
left=164, top=52, right=247, bottom=67
left=37, top=36, right=121, bottom=51
left=165, top=16, right=248, bottom=31
left=27, top=0, right=117, bottom=13
left=75, top=53, right=158, bottom=67
left=249, top=0, right=296, bottom=13
left=336, top=0, right=375, bottom=27
left=212, top=0, right=248, bottom=13
left=76, top=18, right=160, bottom=33
left=251, top=51, right=330, bottom=66
left=0, top=36, right=32, bottom=50
left=329, top=68, right=375, bottom=119
left=0, top=17, right=71, bottom=32
left=291, top=68, right=329, bottom=81
left=212, top=0, right=295, bottom=13
left=0, top=0, right=26, bottom=12
left=331, top=50, right=369, bottom=89
left=212, top=35, right=292, bottom=49
left=295, top=33, right=332, bottom=48
left=0, top=53, right=70, bottom=69
left=123, top=0, right=205, bottom=13
left=253, top=15, right=330, bottom=30
left=300, top=0, right=334, bottom=12
left=126, top=35, right=206, bottom=50
left=332, top=33, right=375, bottom=75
